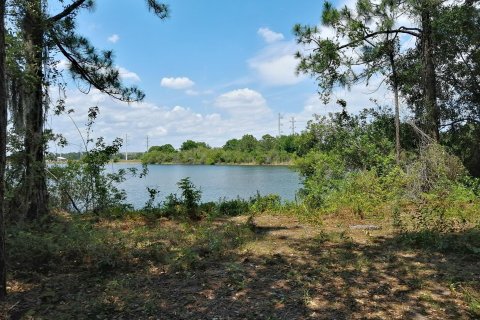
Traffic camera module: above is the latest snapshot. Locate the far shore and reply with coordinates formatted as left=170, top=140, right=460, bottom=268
left=115, top=160, right=294, bottom=167
left=47, top=159, right=294, bottom=167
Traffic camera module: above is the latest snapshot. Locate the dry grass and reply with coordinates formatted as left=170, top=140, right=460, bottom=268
left=1, top=213, right=479, bottom=319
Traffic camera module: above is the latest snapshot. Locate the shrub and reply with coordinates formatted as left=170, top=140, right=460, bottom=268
left=296, top=151, right=346, bottom=208
left=405, top=144, right=466, bottom=196
left=177, top=177, right=202, bottom=219
left=217, top=198, right=250, bottom=216
left=163, top=193, right=182, bottom=217
left=322, top=170, right=387, bottom=219
left=7, top=216, right=132, bottom=273
left=199, top=201, right=217, bottom=217
left=250, top=193, right=281, bottom=212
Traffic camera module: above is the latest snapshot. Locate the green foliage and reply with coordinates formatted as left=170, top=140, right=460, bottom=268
left=180, top=140, right=210, bottom=151
left=396, top=228, right=480, bottom=256
left=7, top=216, right=133, bottom=273
left=48, top=108, right=139, bottom=214
left=443, top=123, right=480, bottom=177
left=223, top=138, right=240, bottom=151
left=294, top=105, right=480, bottom=237
left=171, top=222, right=254, bottom=271
left=217, top=198, right=250, bottom=216
left=162, top=193, right=182, bottom=217
left=295, top=0, right=407, bottom=103
left=297, top=151, right=346, bottom=208
left=142, top=134, right=299, bottom=165
left=177, top=177, right=202, bottom=220
left=250, top=193, right=281, bottom=213
left=238, top=134, right=258, bottom=152
left=322, top=170, right=388, bottom=219
left=292, top=105, right=406, bottom=209
left=148, top=144, right=176, bottom=153
left=6, top=209, right=255, bottom=277
left=143, top=187, right=161, bottom=212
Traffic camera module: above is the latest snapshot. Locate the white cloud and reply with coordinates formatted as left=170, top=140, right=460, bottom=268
left=185, top=89, right=199, bottom=96
left=47, top=88, right=277, bottom=152
left=214, top=88, right=271, bottom=117
left=280, top=76, right=395, bottom=135
left=257, top=27, right=284, bottom=43
left=160, top=77, right=195, bottom=89
left=118, top=66, right=141, bottom=82
left=248, top=41, right=304, bottom=86
left=185, top=89, right=214, bottom=96
left=107, top=34, right=120, bottom=43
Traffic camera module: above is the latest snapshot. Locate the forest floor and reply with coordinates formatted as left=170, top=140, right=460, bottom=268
left=1, top=213, right=479, bottom=319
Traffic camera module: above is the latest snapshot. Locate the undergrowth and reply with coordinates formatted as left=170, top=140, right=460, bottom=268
left=6, top=211, right=256, bottom=276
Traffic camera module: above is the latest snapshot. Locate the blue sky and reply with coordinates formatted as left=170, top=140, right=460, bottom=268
left=49, top=0, right=395, bottom=153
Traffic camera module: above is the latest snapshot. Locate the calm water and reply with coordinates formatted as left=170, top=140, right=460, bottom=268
left=109, top=164, right=301, bottom=208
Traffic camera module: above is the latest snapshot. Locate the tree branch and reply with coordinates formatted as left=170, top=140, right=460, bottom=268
left=48, top=0, right=88, bottom=23
left=46, top=168, right=82, bottom=214
left=337, top=28, right=421, bottom=50
left=440, top=117, right=480, bottom=128
left=52, top=35, right=101, bottom=89
left=51, top=33, right=138, bottom=102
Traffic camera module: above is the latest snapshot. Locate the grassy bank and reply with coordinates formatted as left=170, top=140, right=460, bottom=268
left=139, top=161, right=293, bottom=166
left=1, top=209, right=478, bottom=319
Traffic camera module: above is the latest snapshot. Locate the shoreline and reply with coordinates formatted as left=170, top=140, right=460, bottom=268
left=137, top=161, right=294, bottom=167
left=48, top=159, right=294, bottom=167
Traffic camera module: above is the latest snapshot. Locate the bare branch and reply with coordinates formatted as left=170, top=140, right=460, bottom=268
left=337, top=28, right=421, bottom=51
left=440, top=118, right=480, bottom=128
left=48, top=0, right=88, bottom=23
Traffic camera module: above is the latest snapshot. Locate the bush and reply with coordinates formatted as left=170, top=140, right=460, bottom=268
left=297, top=133, right=480, bottom=233
left=296, top=151, right=346, bottom=208
left=7, top=215, right=133, bottom=273
left=163, top=193, right=182, bottom=217
left=217, top=198, right=250, bottom=216
left=198, top=201, right=216, bottom=214
left=177, top=177, right=202, bottom=219
left=405, top=144, right=466, bottom=196
left=250, top=193, right=281, bottom=212
left=322, top=170, right=388, bottom=219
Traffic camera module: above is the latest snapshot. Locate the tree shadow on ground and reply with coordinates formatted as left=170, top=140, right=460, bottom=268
left=1, top=216, right=479, bottom=319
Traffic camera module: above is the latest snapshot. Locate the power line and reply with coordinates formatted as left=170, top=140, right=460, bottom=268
left=290, top=117, right=296, bottom=135
left=125, top=134, right=128, bottom=161
left=278, top=113, right=283, bottom=137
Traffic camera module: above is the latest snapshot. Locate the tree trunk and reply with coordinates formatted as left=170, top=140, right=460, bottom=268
left=388, top=47, right=401, bottom=164
left=421, top=8, right=440, bottom=142
left=21, top=1, right=48, bottom=220
left=393, top=81, right=401, bottom=164
left=0, top=0, right=7, bottom=300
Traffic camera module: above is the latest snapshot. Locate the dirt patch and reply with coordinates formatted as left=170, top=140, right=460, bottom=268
left=1, top=214, right=479, bottom=319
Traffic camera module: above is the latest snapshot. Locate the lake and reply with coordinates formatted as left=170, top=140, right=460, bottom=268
left=109, top=163, right=301, bottom=208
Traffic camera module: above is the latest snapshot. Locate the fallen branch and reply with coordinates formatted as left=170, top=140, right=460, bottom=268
left=46, top=168, right=82, bottom=214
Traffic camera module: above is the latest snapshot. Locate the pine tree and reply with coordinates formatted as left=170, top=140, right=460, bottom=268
left=9, top=0, right=168, bottom=220
left=0, top=0, right=6, bottom=300
left=294, top=0, right=445, bottom=142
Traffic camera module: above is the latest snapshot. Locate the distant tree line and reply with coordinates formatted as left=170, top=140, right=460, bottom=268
left=142, top=134, right=299, bottom=165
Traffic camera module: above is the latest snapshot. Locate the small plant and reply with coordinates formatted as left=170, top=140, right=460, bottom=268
left=250, top=193, right=281, bottom=213
left=177, top=177, right=202, bottom=220
left=144, top=187, right=161, bottom=211
left=217, top=197, right=250, bottom=216
left=163, top=193, right=181, bottom=217
left=48, top=107, right=143, bottom=215
left=461, top=285, right=480, bottom=317
left=392, top=203, right=402, bottom=230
